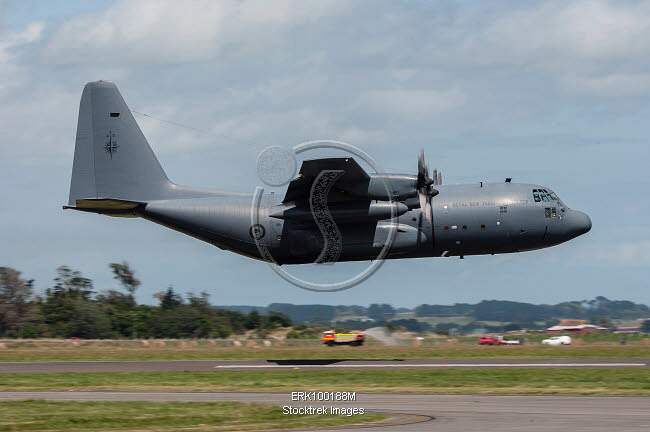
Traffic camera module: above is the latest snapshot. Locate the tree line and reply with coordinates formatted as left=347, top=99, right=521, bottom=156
left=0, top=264, right=290, bottom=339
left=414, top=297, right=650, bottom=322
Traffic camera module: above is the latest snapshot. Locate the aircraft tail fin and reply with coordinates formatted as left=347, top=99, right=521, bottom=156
left=67, top=81, right=217, bottom=209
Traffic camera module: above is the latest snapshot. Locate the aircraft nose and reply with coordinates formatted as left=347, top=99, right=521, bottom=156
left=565, top=210, right=591, bottom=238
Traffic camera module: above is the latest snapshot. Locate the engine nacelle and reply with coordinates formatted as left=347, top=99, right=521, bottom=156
left=270, top=201, right=408, bottom=222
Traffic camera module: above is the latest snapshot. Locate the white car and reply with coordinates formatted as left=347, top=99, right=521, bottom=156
left=542, top=335, right=572, bottom=346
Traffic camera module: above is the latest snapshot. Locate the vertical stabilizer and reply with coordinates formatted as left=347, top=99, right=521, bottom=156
left=69, top=81, right=172, bottom=206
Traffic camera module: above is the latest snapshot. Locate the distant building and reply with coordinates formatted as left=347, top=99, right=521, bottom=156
left=614, top=326, right=641, bottom=334
left=546, top=324, right=609, bottom=334
left=558, top=319, right=588, bottom=326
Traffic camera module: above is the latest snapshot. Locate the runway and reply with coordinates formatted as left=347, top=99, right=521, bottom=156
left=0, top=358, right=647, bottom=373
left=1, top=391, right=649, bottom=431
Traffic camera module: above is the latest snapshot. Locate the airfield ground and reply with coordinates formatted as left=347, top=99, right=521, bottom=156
left=1, top=368, right=649, bottom=395
left=0, top=400, right=386, bottom=431
left=1, top=341, right=649, bottom=430
left=1, top=340, right=649, bottom=361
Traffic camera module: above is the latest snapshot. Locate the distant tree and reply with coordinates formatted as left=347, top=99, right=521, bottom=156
left=41, top=266, right=96, bottom=337
left=156, top=286, right=182, bottom=310
left=52, top=266, right=93, bottom=300
left=368, top=304, right=395, bottom=321
left=67, top=300, right=112, bottom=338
left=434, top=322, right=459, bottom=333
left=594, top=317, right=614, bottom=329
left=97, top=290, right=139, bottom=337
left=0, top=267, right=36, bottom=337
left=545, top=319, right=560, bottom=328
left=414, top=303, right=474, bottom=317
left=187, top=292, right=211, bottom=312
left=246, top=310, right=262, bottom=330
left=98, top=290, right=135, bottom=310
left=388, top=319, right=431, bottom=332
left=641, top=319, right=650, bottom=334
left=216, top=309, right=247, bottom=334
left=267, top=303, right=335, bottom=323
left=504, top=323, right=522, bottom=331
left=266, top=311, right=292, bottom=328
left=381, top=304, right=395, bottom=319
left=109, top=262, right=141, bottom=300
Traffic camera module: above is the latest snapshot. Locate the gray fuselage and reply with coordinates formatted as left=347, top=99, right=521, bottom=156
left=140, top=182, right=591, bottom=265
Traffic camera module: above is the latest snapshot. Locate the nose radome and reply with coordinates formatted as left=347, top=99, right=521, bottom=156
left=566, top=210, right=591, bottom=238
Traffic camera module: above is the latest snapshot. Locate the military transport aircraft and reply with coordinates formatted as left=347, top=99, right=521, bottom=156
left=65, top=81, right=591, bottom=264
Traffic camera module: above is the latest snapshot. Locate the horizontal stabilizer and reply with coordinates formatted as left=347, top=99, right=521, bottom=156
left=63, top=198, right=144, bottom=218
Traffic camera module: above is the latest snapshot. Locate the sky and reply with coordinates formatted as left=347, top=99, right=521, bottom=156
left=0, top=0, right=648, bottom=307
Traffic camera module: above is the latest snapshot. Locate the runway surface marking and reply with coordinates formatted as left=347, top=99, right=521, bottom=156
left=214, top=362, right=646, bottom=369
left=1, top=359, right=647, bottom=373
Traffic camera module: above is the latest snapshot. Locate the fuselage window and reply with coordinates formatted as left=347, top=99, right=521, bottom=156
left=500, top=206, right=507, bottom=213
left=545, top=207, right=558, bottom=218
left=481, top=224, right=486, bottom=229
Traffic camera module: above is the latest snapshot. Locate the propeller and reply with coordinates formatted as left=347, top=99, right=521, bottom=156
left=417, top=150, right=440, bottom=224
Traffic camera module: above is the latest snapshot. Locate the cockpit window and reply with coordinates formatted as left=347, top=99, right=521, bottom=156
left=533, top=189, right=563, bottom=205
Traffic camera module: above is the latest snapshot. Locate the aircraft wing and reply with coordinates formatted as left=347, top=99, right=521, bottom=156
left=282, top=158, right=371, bottom=203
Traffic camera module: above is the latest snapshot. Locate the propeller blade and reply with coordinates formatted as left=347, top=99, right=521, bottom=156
left=418, top=150, right=434, bottom=188
left=418, top=150, right=425, bottom=175
left=417, top=150, right=436, bottom=223
left=418, top=190, right=427, bottom=215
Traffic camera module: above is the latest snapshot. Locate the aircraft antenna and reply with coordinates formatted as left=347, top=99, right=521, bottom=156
left=130, top=109, right=267, bottom=149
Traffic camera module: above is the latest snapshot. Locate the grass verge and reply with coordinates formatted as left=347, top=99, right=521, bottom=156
left=0, top=400, right=385, bottom=431
left=0, top=344, right=649, bottom=361
left=1, top=369, right=649, bottom=395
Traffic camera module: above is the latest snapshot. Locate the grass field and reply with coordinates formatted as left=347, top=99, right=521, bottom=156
left=0, top=400, right=385, bottom=431
left=0, top=343, right=648, bottom=361
left=1, top=369, right=649, bottom=395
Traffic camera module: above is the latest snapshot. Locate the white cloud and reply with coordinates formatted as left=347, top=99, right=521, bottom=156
left=0, top=84, right=78, bottom=164
left=571, top=235, right=650, bottom=269
left=43, top=0, right=347, bottom=64
left=484, top=0, right=650, bottom=61
left=560, top=72, right=650, bottom=96
left=596, top=241, right=650, bottom=268
left=356, top=88, right=467, bottom=119
left=0, top=21, right=43, bottom=93
left=452, top=1, right=650, bottom=97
